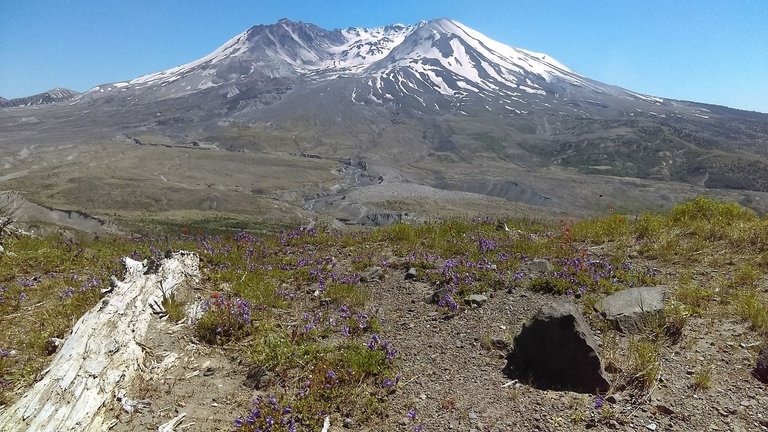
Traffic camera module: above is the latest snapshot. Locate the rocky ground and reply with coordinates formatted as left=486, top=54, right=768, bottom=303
left=110, top=249, right=767, bottom=432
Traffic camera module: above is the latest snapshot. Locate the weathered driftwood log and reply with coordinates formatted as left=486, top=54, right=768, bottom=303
left=0, top=252, right=199, bottom=432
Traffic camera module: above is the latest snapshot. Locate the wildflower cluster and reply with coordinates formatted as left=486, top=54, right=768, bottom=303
left=367, top=333, right=397, bottom=360
left=529, top=256, right=657, bottom=296
left=195, top=294, right=254, bottom=344
left=234, top=394, right=297, bottom=432
left=407, top=408, right=424, bottom=431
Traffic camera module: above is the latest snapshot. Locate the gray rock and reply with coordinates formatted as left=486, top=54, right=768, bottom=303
left=405, top=267, right=418, bottom=280
left=525, top=259, right=553, bottom=273
left=754, top=346, right=768, bottom=383
left=429, top=287, right=453, bottom=304
left=464, top=294, right=488, bottom=307
left=505, top=300, right=610, bottom=393
left=243, top=367, right=271, bottom=390
left=595, top=287, right=666, bottom=334
left=359, top=266, right=383, bottom=282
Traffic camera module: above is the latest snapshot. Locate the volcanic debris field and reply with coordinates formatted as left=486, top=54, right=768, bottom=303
left=1, top=197, right=768, bottom=431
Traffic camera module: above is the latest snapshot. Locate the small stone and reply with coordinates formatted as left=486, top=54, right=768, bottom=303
left=526, top=259, right=553, bottom=273
left=646, top=423, right=657, bottom=431
left=654, top=404, right=674, bottom=415
left=490, top=337, right=510, bottom=351
left=359, top=267, right=382, bottom=282
left=605, top=394, right=620, bottom=404
left=405, top=268, right=418, bottom=280
left=343, top=418, right=354, bottom=428
left=45, top=338, right=65, bottom=356
left=203, top=367, right=215, bottom=377
left=464, top=294, right=488, bottom=307
left=243, top=367, right=271, bottom=390
left=468, top=411, right=478, bottom=421
left=607, top=420, right=619, bottom=430
left=739, top=400, right=751, bottom=407
left=754, top=346, right=768, bottom=383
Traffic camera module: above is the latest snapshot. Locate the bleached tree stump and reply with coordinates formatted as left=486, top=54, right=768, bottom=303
left=0, top=252, right=200, bottom=432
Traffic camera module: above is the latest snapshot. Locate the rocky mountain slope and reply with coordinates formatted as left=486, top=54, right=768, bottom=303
left=0, top=88, right=79, bottom=108
left=0, top=19, right=767, bottom=227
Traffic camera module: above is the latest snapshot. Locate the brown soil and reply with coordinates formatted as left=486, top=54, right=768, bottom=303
left=110, top=257, right=768, bottom=432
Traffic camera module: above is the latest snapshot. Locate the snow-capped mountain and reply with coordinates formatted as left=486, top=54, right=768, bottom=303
left=4, top=18, right=768, bottom=203
left=75, top=18, right=673, bottom=116
left=0, top=88, right=79, bottom=108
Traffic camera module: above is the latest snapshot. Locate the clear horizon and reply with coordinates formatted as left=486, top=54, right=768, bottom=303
left=1, top=0, right=766, bottom=113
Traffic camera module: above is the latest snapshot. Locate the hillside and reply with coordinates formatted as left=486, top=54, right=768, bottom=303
left=1, top=197, right=767, bottom=431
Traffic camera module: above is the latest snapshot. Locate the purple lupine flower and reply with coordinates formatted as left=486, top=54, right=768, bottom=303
left=18, top=292, right=28, bottom=302
left=407, top=408, right=417, bottom=420
left=233, top=417, right=245, bottom=427
left=268, top=395, right=279, bottom=410
left=413, top=425, right=424, bottom=432
left=438, top=294, right=458, bottom=311
left=368, top=334, right=381, bottom=350
left=594, top=395, right=605, bottom=409
left=382, top=341, right=397, bottom=359
left=60, top=287, right=75, bottom=299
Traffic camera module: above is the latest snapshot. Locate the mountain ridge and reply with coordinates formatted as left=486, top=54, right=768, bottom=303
left=0, top=88, right=79, bottom=108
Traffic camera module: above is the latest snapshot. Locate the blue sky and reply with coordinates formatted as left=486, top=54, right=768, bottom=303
left=1, top=0, right=767, bottom=112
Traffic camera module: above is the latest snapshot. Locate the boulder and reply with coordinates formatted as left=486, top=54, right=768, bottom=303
left=595, top=287, right=666, bottom=334
left=754, top=346, right=768, bottom=383
left=506, top=301, right=609, bottom=393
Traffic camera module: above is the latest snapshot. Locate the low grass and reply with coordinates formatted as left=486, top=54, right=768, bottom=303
left=627, top=336, right=662, bottom=392
left=0, top=233, right=159, bottom=404
left=161, top=292, right=186, bottom=322
left=3, top=195, right=768, bottom=429
left=692, top=366, right=713, bottom=392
